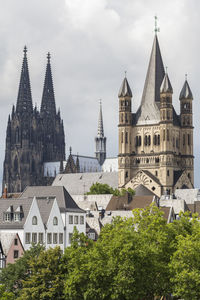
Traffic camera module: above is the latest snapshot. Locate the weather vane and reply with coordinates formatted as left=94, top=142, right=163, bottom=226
left=154, top=15, right=160, bottom=34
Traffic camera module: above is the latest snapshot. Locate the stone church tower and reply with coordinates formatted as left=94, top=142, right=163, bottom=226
left=3, top=47, right=65, bottom=193
left=118, top=33, right=194, bottom=197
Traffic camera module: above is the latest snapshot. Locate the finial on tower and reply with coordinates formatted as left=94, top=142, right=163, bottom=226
left=69, top=146, right=72, bottom=155
left=185, top=73, right=187, bottom=81
left=23, top=45, right=27, bottom=56
left=47, top=52, right=51, bottom=63
left=154, top=15, right=160, bottom=34
left=165, top=66, right=168, bottom=74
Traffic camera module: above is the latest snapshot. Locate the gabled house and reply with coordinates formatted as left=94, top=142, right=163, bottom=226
left=0, top=186, right=86, bottom=251
left=0, top=233, right=24, bottom=267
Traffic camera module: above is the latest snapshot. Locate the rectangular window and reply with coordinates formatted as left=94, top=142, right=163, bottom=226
left=14, top=238, right=18, bottom=246
left=69, top=233, right=73, bottom=244
left=13, top=250, right=19, bottom=259
left=80, top=216, right=84, bottom=224
left=53, top=233, right=58, bottom=244
left=59, top=233, right=63, bottom=244
left=163, top=130, right=165, bottom=141
left=25, top=233, right=30, bottom=244
left=38, top=233, right=43, bottom=244
left=188, top=134, right=190, bottom=146
left=88, top=232, right=96, bottom=240
left=47, top=233, right=52, bottom=244
left=5, top=213, right=11, bottom=222
left=74, top=216, right=78, bottom=224
left=32, top=233, right=37, bottom=244
left=167, top=129, right=169, bottom=141
left=121, top=132, right=123, bottom=143
left=14, top=213, right=20, bottom=222
left=69, top=215, right=73, bottom=224
left=183, top=134, right=185, bottom=146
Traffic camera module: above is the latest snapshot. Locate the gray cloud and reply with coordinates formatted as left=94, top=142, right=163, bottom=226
left=0, top=0, right=199, bottom=186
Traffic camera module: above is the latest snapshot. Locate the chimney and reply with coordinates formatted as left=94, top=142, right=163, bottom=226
left=3, top=184, right=8, bottom=199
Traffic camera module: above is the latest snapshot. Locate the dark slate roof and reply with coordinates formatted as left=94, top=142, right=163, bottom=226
left=37, top=198, right=55, bottom=225
left=135, top=34, right=165, bottom=125
left=160, top=73, right=173, bottom=93
left=0, top=198, right=33, bottom=229
left=174, top=170, right=183, bottom=185
left=21, top=186, right=85, bottom=213
left=134, top=184, right=155, bottom=196
left=118, top=77, right=132, bottom=97
left=179, top=80, right=193, bottom=100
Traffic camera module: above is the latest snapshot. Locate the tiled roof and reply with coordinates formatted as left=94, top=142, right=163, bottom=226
left=21, top=186, right=84, bottom=213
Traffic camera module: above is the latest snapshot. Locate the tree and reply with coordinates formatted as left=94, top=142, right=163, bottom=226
left=18, top=246, right=65, bottom=300
left=0, top=243, right=43, bottom=297
left=63, top=205, right=173, bottom=300
left=0, top=285, right=15, bottom=300
left=86, top=182, right=135, bottom=196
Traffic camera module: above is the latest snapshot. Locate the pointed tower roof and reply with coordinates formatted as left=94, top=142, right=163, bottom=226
left=136, top=34, right=165, bottom=125
left=160, top=73, right=173, bottom=93
left=16, top=46, right=33, bottom=115
left=179, top=79, right=193, bottom=100
left=97, top=101, right=104, bottom=138
left=40, top=52, right=56, bottom=116
left=118, top=76, right=132, bottom=98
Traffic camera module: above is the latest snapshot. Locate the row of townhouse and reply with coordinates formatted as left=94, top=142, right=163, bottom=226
left=0, top=186, right=86, bottom=263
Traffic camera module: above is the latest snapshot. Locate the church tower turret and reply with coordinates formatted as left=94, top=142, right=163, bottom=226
left=118, top=76, right=132, bottom=186
left=95, top=101, right=106, bottom=165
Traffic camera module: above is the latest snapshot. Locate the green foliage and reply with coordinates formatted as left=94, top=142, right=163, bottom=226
left=86, top=182, right=135, bottom=196
left=18, top=246, right=65, bottom=300
left=0, top=285, right=15, bottom=300
left=0, top=243, right=43, bottom=297
left=2, top=208, right=200, bottom=300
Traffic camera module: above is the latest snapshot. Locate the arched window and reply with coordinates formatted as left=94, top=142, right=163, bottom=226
left=32, top=216, right=37, bottom=225
left=14, top=156, right=18, bottom=173
left=53, top=217, right=58, bottom=225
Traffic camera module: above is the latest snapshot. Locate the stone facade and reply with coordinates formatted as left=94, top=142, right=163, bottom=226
left=118, top=34, right=194, bottom=196
left=3, top=48, right=65, bottom=193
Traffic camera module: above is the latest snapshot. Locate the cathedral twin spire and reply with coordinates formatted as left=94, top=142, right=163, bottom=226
left=16, top=47, right=56, bottom=117
left=16, top=46, right=33, bottom=115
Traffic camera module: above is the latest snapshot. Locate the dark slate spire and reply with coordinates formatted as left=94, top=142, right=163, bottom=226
left=141, top=34, right=165, bottom=104
left=135, top=34, right=165, bottom=125
left=97, top=101, right=104, bottom=138
left=40, top=52, right=56, bottom=116
left=118, top=77, right=132, bottom=98
left=16, top=46, right=33, bottom=114
left=179, top=79, right=193, bottom=100
left=160, top=73, right=173, bottom=93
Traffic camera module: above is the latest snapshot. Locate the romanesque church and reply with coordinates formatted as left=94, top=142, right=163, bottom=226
left=3, top=47, right=65, bottom=193
left=118, top=33, right=194, bottom=196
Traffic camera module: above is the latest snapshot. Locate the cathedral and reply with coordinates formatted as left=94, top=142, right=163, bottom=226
left=118, top=32, right=194, bottom=197
left=3, top=47, right=65, bottom=193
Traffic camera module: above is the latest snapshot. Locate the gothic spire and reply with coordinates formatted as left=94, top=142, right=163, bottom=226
left=97, top=101, right=104, bottom=138
left=40, top=52, right=56, bottom=116
left=141, top=34, right=165, bottom=105
left=16, top=46, right=33, bottom=115
left=179, top=79, right=193, bottom=100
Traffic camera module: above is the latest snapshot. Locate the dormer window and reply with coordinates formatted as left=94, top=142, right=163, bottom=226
left=53, top=217, right=58, bottom=225
left=32, top=216, right=37, bottom=225
left=5, top=213, right=11, bottom=222
left=14, top=213, right=21, bottom=222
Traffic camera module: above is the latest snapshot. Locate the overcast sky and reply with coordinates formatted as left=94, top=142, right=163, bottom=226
left=0, top=0, right=199, bottom=186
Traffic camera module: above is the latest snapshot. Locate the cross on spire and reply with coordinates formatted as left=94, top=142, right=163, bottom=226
left=23, top=46, right=27, bottom=56
left=185, top=73, right=187, bottom=81
left=154, top=15, right=160, bottom=34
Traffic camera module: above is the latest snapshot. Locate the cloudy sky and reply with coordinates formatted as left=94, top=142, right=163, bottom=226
left=0, top=0, right=199, bottom=186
